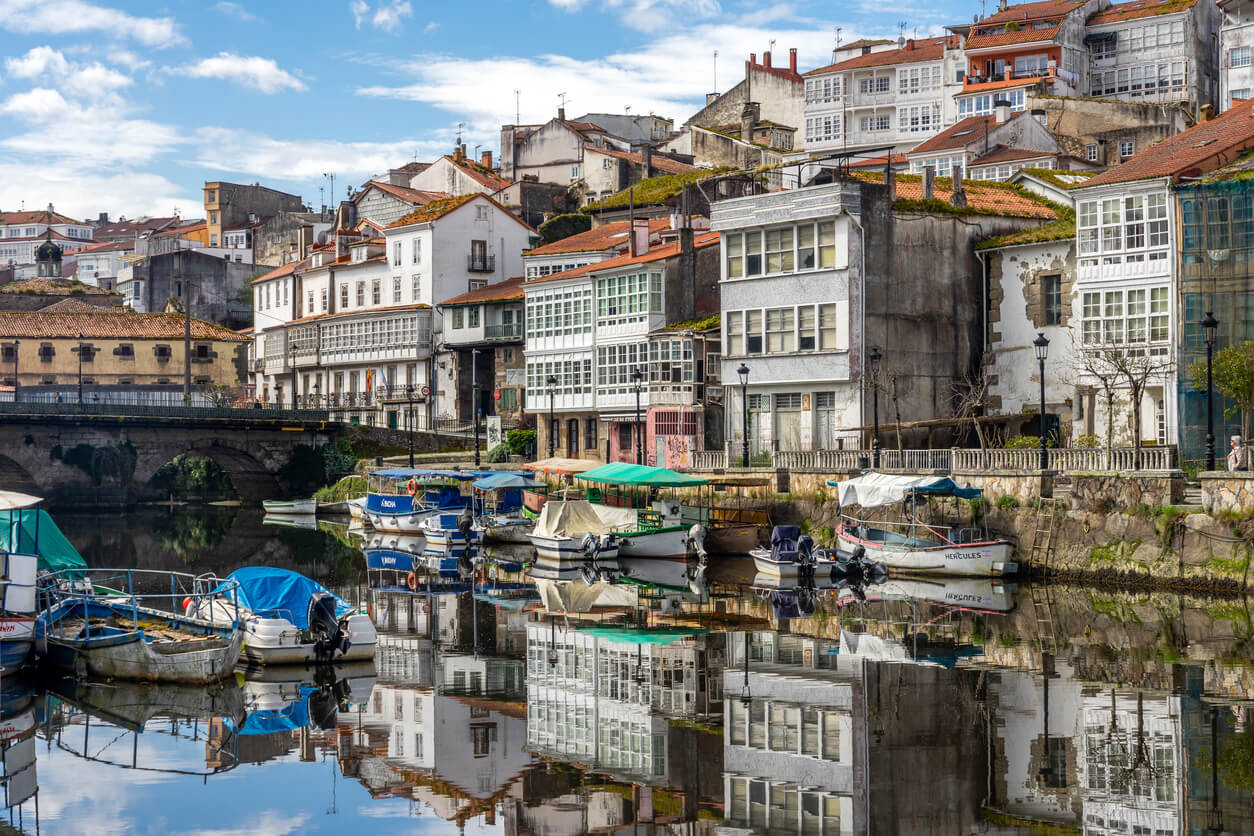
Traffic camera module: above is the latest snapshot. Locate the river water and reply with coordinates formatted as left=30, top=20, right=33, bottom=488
left=4, top=506, right=1253, bottom=834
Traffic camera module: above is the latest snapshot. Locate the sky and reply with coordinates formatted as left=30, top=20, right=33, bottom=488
left=0, top=0, right=966, bottom=222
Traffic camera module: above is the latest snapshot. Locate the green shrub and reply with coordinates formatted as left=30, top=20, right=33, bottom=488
left=506, top=429, right=537, bottom=456
left=537, top=213, right=591, bottom=243
left=486, top=443, right=510, bottom=463
left=996, top=495, right=1020, bottom=509
left=1074, top=434, right=1100, bottom=449
left=1005, top=435, right=1040, bottom=449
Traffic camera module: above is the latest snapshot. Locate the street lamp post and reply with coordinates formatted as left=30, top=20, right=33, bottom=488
left=1034, top=332, right=1050, bottom=471
left=10, top=340, right=18, bottom=404
left=868, top=346, right=882, bottom=469
left=737, top=364, right=750, bottom=468
left=76, top=332, right=85, bottom=410
left=288, top=343, right=298, bottom=409
left=632, top=367, right=644, bottom=465
left=1203, top=312, right=1219, bottom=471
left=407, top=383, right=416, bottom=467
left=546, top=375, right=558, bottom=458
left=472, top=348, right=481, bottom=467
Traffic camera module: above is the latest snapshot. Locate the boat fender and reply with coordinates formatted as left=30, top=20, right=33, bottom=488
left=406, top=571, right=419, bottom=591
left=421, top=600, right=431, bottom=614
left=407, top=478, right=419, bottom=497
left=182, top=597, right=195, bottom=615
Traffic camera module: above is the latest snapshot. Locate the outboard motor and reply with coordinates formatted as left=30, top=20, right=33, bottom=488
left=307, top=592, right=350, bottom=661
left=307, top=665, right=351, bottom=730
left=687, top=560, right=707, bottom=597
left=580, top=563, right=599, bottom=587
left=457, top=507, right=474, bottom=542
left=580, top=532, right=602, bottom=561
left=797, top=534, right=815, bottom=566
left=686, top=524, right=708, bottom=563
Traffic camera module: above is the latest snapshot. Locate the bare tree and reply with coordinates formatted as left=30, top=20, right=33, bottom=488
left=1074, top=344, right=1175, bottom=470
left=952, top=366, right=993, bottom=449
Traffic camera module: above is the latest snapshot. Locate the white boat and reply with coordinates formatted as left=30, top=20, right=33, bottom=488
left=831, top=472, right=1017, bottom=577
left=470, top=472, right=544, bottom=544
left=362, top=468, right=476, bottom=534
left=262, top=498, right=316, bottom=515
left=348, top=497, right=367, bottom=522
left=419, top=511, right=481, bottom=548
left=193, top=567, right=376, bottom=667
left=527, top=499, right=625, bottom=561
left=846, top=577, right=1019, bottom=613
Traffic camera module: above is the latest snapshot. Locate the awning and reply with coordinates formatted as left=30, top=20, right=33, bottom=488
left=829, top=472, right=982, bottom=508
left=528, top=457, right=602, bottom=474
left=0, top=492, right=42, bottom=511
left=473, top=472, right=545, bottom=491
left=577, top=462, right=708, bottom=488
left=575, top=624, right=706, bottom=645
left=370, top=468, right=480, bottom=481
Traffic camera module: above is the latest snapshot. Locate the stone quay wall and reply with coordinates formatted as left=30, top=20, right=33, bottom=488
left=1070, top=471, right=1185, bottom=511
left=1201, top=471, right=1254, bottom=514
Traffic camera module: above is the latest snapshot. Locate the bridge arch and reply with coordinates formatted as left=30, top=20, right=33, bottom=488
left=143, top=442, right=283, bottom=503
left=0, top=454, right=41, bottom=497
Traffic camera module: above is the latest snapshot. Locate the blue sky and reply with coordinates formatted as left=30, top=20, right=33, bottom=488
left=0, top=0, right=961, bottom=221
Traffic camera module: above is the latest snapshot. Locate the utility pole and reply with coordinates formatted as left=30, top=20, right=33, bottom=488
left=472, top=348, right=481, bottom=467
left=181, top=253, right=191, bottom=406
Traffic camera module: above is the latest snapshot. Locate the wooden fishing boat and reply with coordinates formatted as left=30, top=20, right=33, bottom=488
left=262, top=498, right=317, bottom=515
left=831, top=473, right=1017, bottom=577
left=37, top=569, right=244, bottom=684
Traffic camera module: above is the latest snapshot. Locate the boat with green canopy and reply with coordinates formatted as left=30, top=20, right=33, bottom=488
left=527, top=463, right=709, bottom=562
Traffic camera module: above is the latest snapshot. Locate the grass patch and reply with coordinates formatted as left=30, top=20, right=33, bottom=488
left=314, top=474, right=366, bottom=503
left=996, top=495, right=1020, bottom=509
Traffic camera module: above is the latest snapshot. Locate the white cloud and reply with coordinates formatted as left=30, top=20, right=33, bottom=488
left=0, top=163, right=198, bottom=221
left=4, top=47, right=132, bottom=101
left=546, top=0, right=721, bottom=31
left=213, top=1, right=258, bottom=22
left=350, top=0, right=412, bottom=31
left=178, top=53, right=307, bottom=94
left=191, top=127, right=445, bottom=182
left=187, top=812, right=311, bottom=836
left=423, top=21, right=439, bottom=33
left=106, top=49, right=152, bottom=72
left=0, top=0, right=186, bottom=48
left=358, top=22, right=847, bottom=139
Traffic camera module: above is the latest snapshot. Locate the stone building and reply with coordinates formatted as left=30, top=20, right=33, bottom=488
left=203, top=181, right=304, bottom=248
left=437, top=275, right=526, bottom=426
left=683, top=49, right=805, bottom=138
left=117, top=248, right=259, bottom=331
left=0, top=299, right=248, bottom=400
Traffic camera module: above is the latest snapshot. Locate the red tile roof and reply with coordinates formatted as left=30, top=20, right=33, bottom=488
left=909, top=115, right=1000, bottom=155
left=224, top=216, right=269, bottom=231
left=847, top=154, right=909, bottom=169
left=841, top=38, right=893, bottom=50
left=252, top=256, right=310, bottom=285
left=806, top=36, right=959, bottom=75
left=388, top=193, right=535, bottom=232
left=525, top=232, right=720, bottom=285
left=524, top=219, right=670, bottom=256
left=0, top=278, right=119, bottom=296
left=851, top=171, right=1059, bottom=218
left=38, top=298, right=108, bottom=313
left=969, top=144, right=1063, bottom=165
left=961, top=75, right=1047, bottom=93
left=362, top=181, right=449, bottom=206
left=443, top=155, right=512, bottom=191
left=440, top=275, right=525, bottom=306
left=76, top=240, right=134, bottom=254
left=0, top=230, right=82, bottom=243
left=1088, top=0, right=1198, bottom=25
left=583, top=146, right=699, bottom=176
left=0, top=309, right=246, bottom=340
left=158, top=221, right=207, bottom=237
left=0, top=209, right=82, bottom=226
left=975, top=0, right=1084, bottom=24
left=965, top=24, right=1063, bottom=49
left=1079, top=97, right=1254, bottom=187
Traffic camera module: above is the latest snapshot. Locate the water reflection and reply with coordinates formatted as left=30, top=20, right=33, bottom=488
left=8, top=512, right=1254, bottom=833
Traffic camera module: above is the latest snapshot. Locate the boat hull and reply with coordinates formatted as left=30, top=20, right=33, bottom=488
left=238, top=613, right=377, bottom=667
left=528, top=533, right=620, bottom=562
left=44, top=626, right=243, bottom=684
left=706, top=524, right=759, bottom=555
left=263, top=498, right=317, bottom=515
left=836, top=525, right=1017, bottom=577
left=615, top=527, right=692, bottom=560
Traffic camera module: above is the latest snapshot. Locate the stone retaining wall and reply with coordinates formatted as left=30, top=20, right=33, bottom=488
left=950, top=470, right=1053, bottom=502
left=1201, top=471, right=1254, bottom=514
left=1069, top=471, right=1185, bottom=511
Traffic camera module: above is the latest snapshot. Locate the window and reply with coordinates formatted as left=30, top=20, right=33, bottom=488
left=746, top=310, right=763, bottom=354
left=115, top=343, right=134, bottom=358
left=372, top=280, right=381, bottom=305
left=596, top=343, right=648, bottom=396
left=154, top=344, right=171, bottom=360
left=725, top=221, right=837, bottom=279
left=320, top=288, right=328, bottom=312
left=525, top=357, right=593, bottom=398
left=805, top=114, right=841, bottom=144
left=1086, top=144, right=1098, bottom=162
left=1234, top=88, right=1252, bottom=103
left=858, top=114, right=891, bottom=132
left=1080, top=286, right=1168, bottom=345
left=393, top=242, right=401, bottom=266
left=393, top=278, right=402, bottom=304
left=307, top=290, right=314, bottom=313
left=38, top=343, right=54, bottom=362
left=468, top=306, right=480, bottom=328
left=571, top=165, right=580, bottom=179
left=209, top=211, right=218, bottom=224
left=207, top=189, right=216, bottom=203
left=1233, top=47, right=1252, bottom=69
left=1042, top=275, right=1062, bottom=325
left=596, top=271, right=661, bottom=326
left=1120, top=140, right=1134, bottom=159
left=858, top=76, right=890, bottom=94
left=413, top=237, right=421, bottom=263
left=1014, top=54, right=1049, bottom=76
left=453, top=308, right=464, bottom=329
left=585, top=418, right=598, bottom=449
left=765, top=308, right=794, bottom=353
left=356, top=281, right=365, bottom=306
left=340, top=284, right=349, bottom=308
left=805, top=76, right=841, bottom=104
left=897, top=104, right=939, bottom=134
left=525, top=287, right=593, bottom=340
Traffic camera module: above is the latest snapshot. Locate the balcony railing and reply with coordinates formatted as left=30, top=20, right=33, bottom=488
left=468, top=255, right=496, bottom=273
left=484, top=323, right=523, bottom=341
left=682, top=445, right=1178, bottom=473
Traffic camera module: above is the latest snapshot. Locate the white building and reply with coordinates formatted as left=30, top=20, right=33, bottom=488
left=1221, top=0, right=1254, bottom=109
left=802, top=36, right=964, bottom=157
left=251, top=193, right=535, bottom=423
left=906, top=106, right=1095, bottom=181
left=1085, top=0, right=1219, bottom=111
left=0, top=208, right=93, bottom=266
left=73, top=240, right=134, bottom=290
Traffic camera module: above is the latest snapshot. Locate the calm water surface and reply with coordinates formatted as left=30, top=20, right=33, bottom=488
left=0, top=506, right=1250, bottom=834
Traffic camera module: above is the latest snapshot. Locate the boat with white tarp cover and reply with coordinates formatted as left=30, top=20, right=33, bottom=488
left=830, top=472, right=1017, bottom=577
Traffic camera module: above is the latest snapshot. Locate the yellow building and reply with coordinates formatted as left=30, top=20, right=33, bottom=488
left=0, top=299, right=248, bottom=395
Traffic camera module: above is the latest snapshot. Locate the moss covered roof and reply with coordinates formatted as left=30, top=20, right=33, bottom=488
left=584, top=168, right=735, bottom=211
left=662, top=313, right=720, bottom=332
left=1015, top=167, right=1096, bottom=189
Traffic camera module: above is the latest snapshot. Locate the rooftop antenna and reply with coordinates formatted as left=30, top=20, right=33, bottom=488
left=514, top=89, right=520, bottom=125
left=456, top=122, right=465, bottom=146
left=713, top=50, right=718, bottom=92
left=474, top=144, right=482, bottom=162
left=558, top=92, right=570, bottom=112
left=769, top=38, right=776, bottom=56
left=835, top=26, right=842, bottom=48
left=625, top=105, right=632, bottom=115
left=898, top=20, right=908, bottom=42
left=322, top=172, right=335, bottom=208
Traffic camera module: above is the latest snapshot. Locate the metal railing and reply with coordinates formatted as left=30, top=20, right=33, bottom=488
left=683, top=445, right=1179, bottom=473
left=484, top=323, right=523, bottom=341
left=0, top=399, right=331, bottom=422
left=467, top=255, right=496, bottom=273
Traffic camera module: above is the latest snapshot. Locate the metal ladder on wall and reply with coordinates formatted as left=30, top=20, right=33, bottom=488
left=1028, top=496, right=1061, bottom=656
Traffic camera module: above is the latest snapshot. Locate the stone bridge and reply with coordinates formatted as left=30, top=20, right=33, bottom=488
left=0, top=406, right=342, bottom=507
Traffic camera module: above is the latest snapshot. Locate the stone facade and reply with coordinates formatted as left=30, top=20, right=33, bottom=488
left=1200, top=471, right=1254, bottom=514
left=951, top=469, right=1054, bottom=502
left=1070, top=471, right=1185, bottom=511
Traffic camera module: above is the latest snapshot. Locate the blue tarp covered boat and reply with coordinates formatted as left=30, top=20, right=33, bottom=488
left=215, top=567, right=351, bottom=629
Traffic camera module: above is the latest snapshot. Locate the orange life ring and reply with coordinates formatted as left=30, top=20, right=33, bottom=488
left=407, top=478, right=419, bottom=497
left=406, top=571, right=418, bottom=591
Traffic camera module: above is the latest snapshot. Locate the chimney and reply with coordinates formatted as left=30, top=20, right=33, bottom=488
left=454, top=145, right=464, bottom=162
left=640, top=143, right=652, bottom=178
left=764, top=51, right=772, bottom=68
left=706, top=92, right=720, bottom=105
left=994, top=98, right=1011, bottom=124
left=558, top=106, right=565, bottom=121
left=1031, top=108, right=1047, bottom=127
left=1201, top=103, right=1215, bottom=121
left=632, top=218, right=650, bottom=256
left=884, top=165, right=895, bottom=203
left=923, top=165, right=935, bottom=200
left=749, top=53, right=756, bottom=66
left=950, top=167, right=967, bottom=208
left=789, top=48, right=798, bottom=74
left=740, top=101, right=760, bottom=143
left=481, top=150, right=493, bottom=169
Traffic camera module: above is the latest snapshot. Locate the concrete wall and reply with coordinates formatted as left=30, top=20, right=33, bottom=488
left=685, top=63, right=804, bottom=132
left=689, top=127, right=785, bottom=170
left=1025, top=95, right=1192, bottom=165
left=253, top=211, right=331, bottom=268
left=128, top=249, right=258, bottom=329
